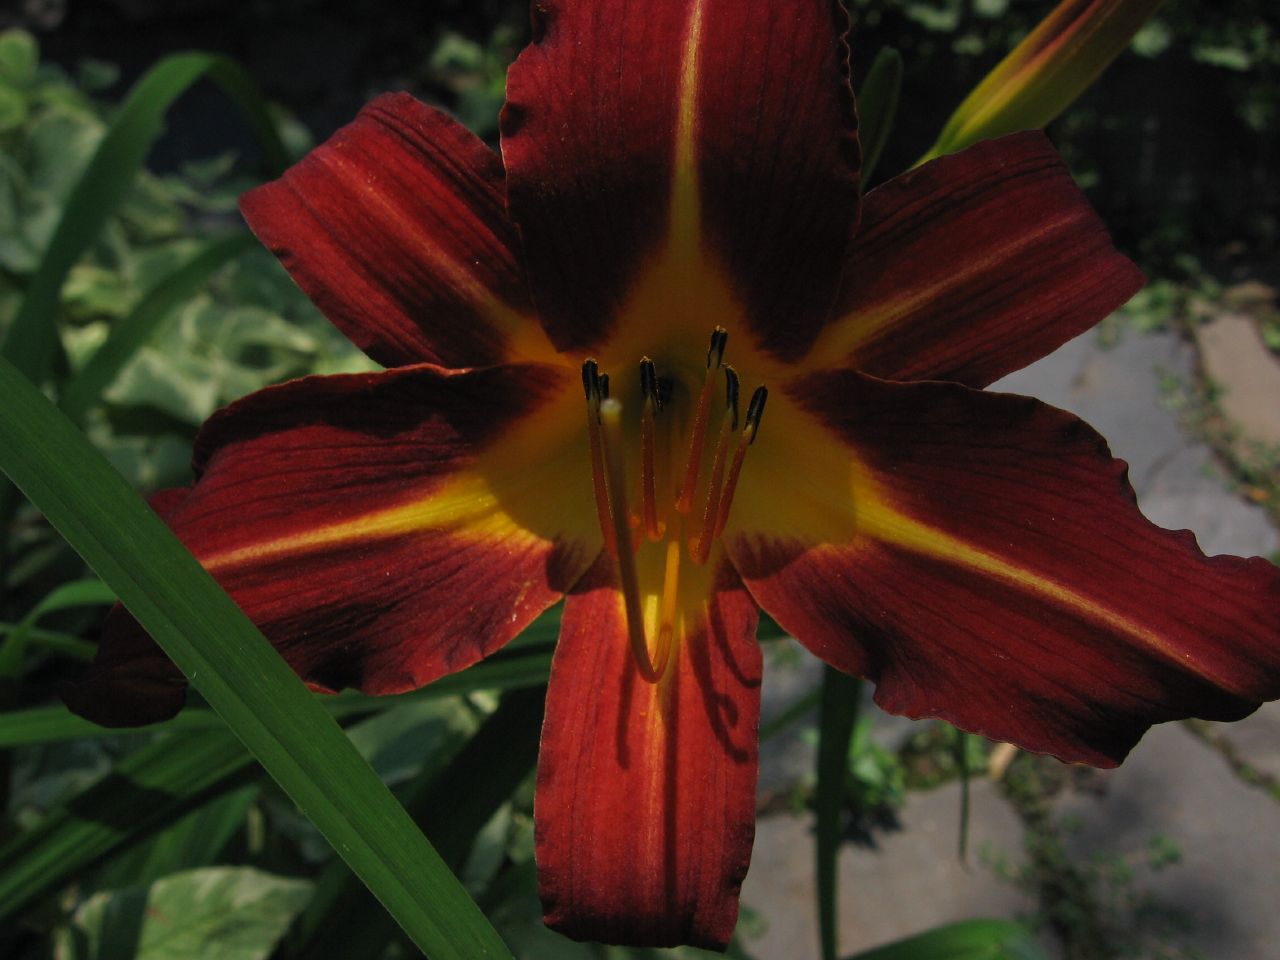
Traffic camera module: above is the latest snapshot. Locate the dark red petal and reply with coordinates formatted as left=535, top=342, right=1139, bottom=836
left=241, top=93, right=551, bottom=370
left=729, top=372, right=1280, bottom=767
left=60, top=606, right=188, bottom=726
left=807, top=132, right=1143, bottom=387
left=60, top=488, right=193, bottom=726
left=63, top=363, right=598, bottom=727
left=501, top=0, right=859, bottom=360
left=537, top=556, right=761, bottom=948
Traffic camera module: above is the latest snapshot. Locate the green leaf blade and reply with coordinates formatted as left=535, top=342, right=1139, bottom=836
left=60, top=231, right=257, bottom=423
left=0, top=52, right=285, bottom=385
left=0, top=353, right=511, bottom=958
left=844, top=918, right=1047, bottom=960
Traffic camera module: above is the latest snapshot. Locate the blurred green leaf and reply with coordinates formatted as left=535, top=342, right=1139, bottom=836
left=66, top=866, right=312, bottom=960
left=0, top=82, right=26, bottom=132
left=921, top=0, right=1166, bottom=164
left=0, top=29, right=37, bottom=86
left=89, top=785, right=258, bottom=892
left=0, top=646, right=552, bottom=749
left=293, top=687, right=546, bottom=959
left=61, top=232, right=256, bottom=423
left=857, top=47, right=903, bottom=183
left=0, top=51, right=286, bottom=384
left=0, top=577, right=114, bottom=676
left=0, top=353, right=511, bottom=958
left=0, top=622, right=96, bottom=660
left=844, top=918, right=1046, bottom=960
left=0, top=728, right=254, bottom=918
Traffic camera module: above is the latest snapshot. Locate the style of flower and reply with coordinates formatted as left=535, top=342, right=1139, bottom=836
left=66, top=0, right=1280, bottom=949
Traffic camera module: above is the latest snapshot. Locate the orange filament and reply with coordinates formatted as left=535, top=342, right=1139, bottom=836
left=599, top=398, right=671, bottom=683
left=714, top=386, right=768, bottom=540
left=675, top=327, right=727, bottom=513
left=713, top=428, right=752, bottom=541
left=692, top=407, right=734, bottom=565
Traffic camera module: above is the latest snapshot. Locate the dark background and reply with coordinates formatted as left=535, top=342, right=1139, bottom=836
left=10, top=0, right=1279, bottom=277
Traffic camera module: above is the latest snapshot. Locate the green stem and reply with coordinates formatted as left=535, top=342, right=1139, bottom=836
left=815, top=667, right=863, bottom=960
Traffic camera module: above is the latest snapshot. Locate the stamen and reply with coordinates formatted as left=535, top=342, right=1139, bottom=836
left=692, top=367, right=740, bottom=565
left=599, top=398, right=670, bottom=683
left=655, top=532, right=680, bottom=676
left=675, top=326, right=728, bottom=513
left=706, top=326, right=729, bottom=369
left=714, top=385, right=768, bottom=539
left=639, top=358, right=664, bottom=541
left=581, top=360, right=617, bottom=557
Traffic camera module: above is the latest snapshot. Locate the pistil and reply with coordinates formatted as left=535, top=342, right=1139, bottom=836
left=598, top=397, right=672, bottom=683
left=713, top=385, right=768, bottom=540
left=692, top=367, right=739, bottom=565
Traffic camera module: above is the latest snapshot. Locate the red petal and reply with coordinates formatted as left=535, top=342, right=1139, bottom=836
left=60, top=489, right=192, bottom=726
left=501, top=0, right=859, bottom=360
left=807, top=132, right=1143, bottom=386
left=64, top=363, right=598, bottom=726
left=729, top=372, right=1280, bottom=766
left=537, top=556, right=761, bottom=948
left=60, top=605, right=189, bottom=727
left=241, top=93, right=551, bottom=370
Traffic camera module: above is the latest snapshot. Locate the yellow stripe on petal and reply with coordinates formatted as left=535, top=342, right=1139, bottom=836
left=671, top=0, right=706, bottom=258
left=853, top=505, right=1250, bottom=697
left=730, top=389, right=1249, bottom=697
left=205, top=376, right=598, bottom=574
left=807, top=205, right=1095, bottom=370
left=202, top=472, right=506, bottom=572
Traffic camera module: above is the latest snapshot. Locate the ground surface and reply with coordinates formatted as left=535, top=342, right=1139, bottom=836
left=740, top=317, right=1280, bottom=960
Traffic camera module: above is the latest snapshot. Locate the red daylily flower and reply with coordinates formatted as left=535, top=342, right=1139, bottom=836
left=65, top=0, right=1280, bottom=950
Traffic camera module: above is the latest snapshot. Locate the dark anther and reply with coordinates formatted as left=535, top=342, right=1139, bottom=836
left=706, top=327, right=729, bottom=369
left=723, top=366, right=740, bottom=430
left=655, top=376, right=673, bottom=409
left=639, top=357, right=662, bottom=412
left=582, top=359, right=599, bottom=400
left=745, top=386, right=768, bottom=443
left=598, top=373, right=610, bottom=399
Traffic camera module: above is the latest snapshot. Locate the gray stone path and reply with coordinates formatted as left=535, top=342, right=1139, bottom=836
left=741, top=325, right=1280, bottom=959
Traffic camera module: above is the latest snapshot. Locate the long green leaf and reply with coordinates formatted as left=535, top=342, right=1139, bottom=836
left=88, top=785, right=259, bottom=892
left=816, top=667, right=863, bottom=960
left=0, top=353, right=510, bottom=958
left=0, top=646, right=553, bottom=749
left=0, top=623, right=96, bottom=660
left=844, top=918, right=1047, bottom=960
left=0, top=578, right=114, bottom=677
left=60, top=231, right=258, bottom=423
left=0, top=728, right=254, bottom=918
left=294, top=686, right=547, bottom=959
left=0, top=53, right=286, bottom=384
